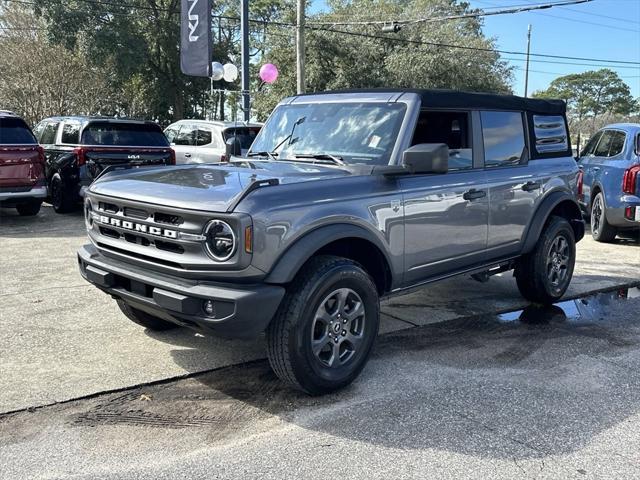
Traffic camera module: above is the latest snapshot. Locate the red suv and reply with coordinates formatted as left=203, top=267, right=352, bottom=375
left=0, top=111, right=47, bottom=216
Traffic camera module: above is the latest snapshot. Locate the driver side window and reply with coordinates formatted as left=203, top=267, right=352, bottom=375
left=411, top=110, right=473, bottom=171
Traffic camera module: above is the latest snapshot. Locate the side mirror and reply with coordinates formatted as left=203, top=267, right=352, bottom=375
left=225, top=136, right=242, bottom=159
left=402, top=143, right=449, bottom=174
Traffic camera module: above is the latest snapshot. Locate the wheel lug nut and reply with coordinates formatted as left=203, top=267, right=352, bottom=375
left=342, top=330, right=346, bottom=336
left=334, top=338, right=339, bottom=343
left=343, top=319, right=347, bottom=324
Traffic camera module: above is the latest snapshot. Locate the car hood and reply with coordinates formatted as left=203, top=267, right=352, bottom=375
left=88, top=161, right=352, bottom=212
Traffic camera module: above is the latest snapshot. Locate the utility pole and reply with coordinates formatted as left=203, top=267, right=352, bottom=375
left=524, top=24, right=532, bottom=98
left=296, top=0, right=305, bottom=94
left=240, top=0, right=250, bottom=121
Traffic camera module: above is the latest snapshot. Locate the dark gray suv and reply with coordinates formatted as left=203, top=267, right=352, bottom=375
left=78, top=89, right=584, bottom=394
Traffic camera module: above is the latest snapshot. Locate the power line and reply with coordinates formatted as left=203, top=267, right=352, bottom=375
left=558, top=5, right=640, bottom=25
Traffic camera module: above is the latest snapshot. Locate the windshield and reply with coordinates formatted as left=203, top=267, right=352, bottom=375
left=0, top=117, right=37, bottom=145
left=250, top=102, right=406, bottom=165
left=81, top=122, right=169, bottom=147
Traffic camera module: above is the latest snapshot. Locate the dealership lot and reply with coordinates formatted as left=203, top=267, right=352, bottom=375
left=1, top=205, right=638, bottom=415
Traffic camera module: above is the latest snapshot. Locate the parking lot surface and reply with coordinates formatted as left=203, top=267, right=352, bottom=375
left=1, top=289, right=640, bottom=479
left=0, top=205, right=638, bottom=414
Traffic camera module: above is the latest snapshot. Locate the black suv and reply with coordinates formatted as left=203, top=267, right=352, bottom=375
left=33, top=117, right=175, bottom=213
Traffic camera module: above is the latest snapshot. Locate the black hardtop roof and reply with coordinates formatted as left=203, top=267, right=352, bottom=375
left=40, top=115, right=161, bottom=126
left=309, top=88, right=566, bottom=115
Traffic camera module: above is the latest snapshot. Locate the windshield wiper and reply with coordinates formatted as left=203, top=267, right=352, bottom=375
left=247, top=151, right=278, bottom=161
left=293, top=153, right=346, bottom=166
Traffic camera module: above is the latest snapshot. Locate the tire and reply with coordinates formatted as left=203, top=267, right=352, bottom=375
left=116, top=300, right=179, bottom=331
left=590, top=192, right=617, bottom=242
left=266, top=255, right=380, bottom=395
left=515, top=215, right=576, bottom=305
left=16, top=201, right=42, bottom=216
left=50, top=174, right=75, bottom=213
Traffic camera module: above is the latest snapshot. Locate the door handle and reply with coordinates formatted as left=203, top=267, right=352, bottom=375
left=463, top=189, right=487, bottom=201
left=522, top=181, right=541, bottom=192
left=593, top=167, right=600, bottom=172
left=184, top=153, right=192, bottom=158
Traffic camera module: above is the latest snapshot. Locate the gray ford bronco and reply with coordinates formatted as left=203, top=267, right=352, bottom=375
left=78, top=89, right=584, bottom=394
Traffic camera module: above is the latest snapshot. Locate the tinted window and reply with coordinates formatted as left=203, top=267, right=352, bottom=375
left=224, top=127, right=260, bottom=150
left=173, top=125, right=196, bottom=146
left=594, top=130, right=614, bottom=157
left=0, top=117, right=37, bottom=144
left=532, top=115, right=568, bottom=154
left=39, top=121, right=60, bottom=145
left=411, top=111, right=472, bottom=170
left=481, top=111, right=526, bottom=168
left=580, top=131, right=602, bottom=157
left=81, top=122, right=168, bottom=146
left=195, top=129, right=212, bottom=146
left=607, top=131, right=625, bottom=157
left=164, top=127, right=179, bottom=143
left=61, top=122, right=80, bottom=144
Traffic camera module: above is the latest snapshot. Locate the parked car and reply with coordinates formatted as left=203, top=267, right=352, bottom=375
left=78, top=89, right=584, bottom=394
left=576, top=123, right=640, bottom=242
left=164, top=120, right=261, bottom=164
left=33, top=116, right=175, bottom=213
left=0, top=111, right=47, bottom=216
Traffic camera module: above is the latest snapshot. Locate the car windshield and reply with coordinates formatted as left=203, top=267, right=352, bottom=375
left=81, top=122, right=169, bottom=147
left=0, top=117, right=37, bottom=145
left=250, top=102, right=406, bottom=166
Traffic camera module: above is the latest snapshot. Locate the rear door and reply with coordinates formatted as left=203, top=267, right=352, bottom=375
left=35, top=120, right=63, bottom=178
left=80, top=121, right=173, bottom=181
left=171, top=123, right=196, bottom=164
left=481, top=110, right=540, bottom=258
left=583, top=130, right=615, bottom=204
left=0, top=116, right=43, bottom=188
left=400, top=110, right=489, bottom=285
left=577, top=130, right=603, bottom=209
left=193, top=126, right=223, bottom=163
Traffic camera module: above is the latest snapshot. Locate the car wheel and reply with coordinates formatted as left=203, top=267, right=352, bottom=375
left=16, top=201, right=42, bottom=216
left=515, top=215, right=576, bottom=305
left=590, top=192, right=617, bottom=242
left=266, top=255, right=380, bottom=395
left=116, top=300, right=179, bottom=331
left=50, top=174, right=75, bottom=213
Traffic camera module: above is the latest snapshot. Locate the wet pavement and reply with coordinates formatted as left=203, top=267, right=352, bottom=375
left=2, top=288, right=640, bottom=479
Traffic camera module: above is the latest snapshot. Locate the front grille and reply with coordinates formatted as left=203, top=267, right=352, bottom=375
left=99, top=201, right=119, bottom=214
left=123, top=206, right=149, bottom=220
left=97, top=242, right=185, bottom=269
left=155, top=212, right=184, bottom=225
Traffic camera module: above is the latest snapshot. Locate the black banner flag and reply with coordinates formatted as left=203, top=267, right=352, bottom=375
left=180, top=0, right=212, bottom=77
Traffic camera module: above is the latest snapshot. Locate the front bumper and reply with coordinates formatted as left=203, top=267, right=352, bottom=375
left=0, top=185, right=47, bottom=203
left=78, top=244, right=285, bottom=338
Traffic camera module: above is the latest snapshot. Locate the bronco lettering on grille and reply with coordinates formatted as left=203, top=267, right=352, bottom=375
left=98, top=215, right=178, bottom=239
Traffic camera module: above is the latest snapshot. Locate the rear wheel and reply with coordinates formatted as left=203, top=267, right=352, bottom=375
left=116, top=300, right=179, bottom=331
left=590, top=192, right=617, bottom=242
left=266, top=255, right=380, bottom=395
left=50, top=174, right=75, bottom=213
left=16, top=200, right=42, bottom=216
left=515, top=216, right=576, bottom=304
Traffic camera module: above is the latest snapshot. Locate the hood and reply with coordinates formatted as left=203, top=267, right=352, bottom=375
left=88, top=161, right=351, bottom=212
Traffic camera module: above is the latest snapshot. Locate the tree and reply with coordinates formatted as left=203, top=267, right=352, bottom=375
left=253, top=0, right=513, bottom=120
left=532, top=69, right=637, bottom=147
left=0, top=4, right=118, bottom=124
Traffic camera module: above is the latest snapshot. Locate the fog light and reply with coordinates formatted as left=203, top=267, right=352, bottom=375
left=203, top=300, right=216, bottom=317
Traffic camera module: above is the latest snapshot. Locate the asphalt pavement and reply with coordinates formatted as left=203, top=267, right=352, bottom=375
left=1, top=289, right=640, bottom=479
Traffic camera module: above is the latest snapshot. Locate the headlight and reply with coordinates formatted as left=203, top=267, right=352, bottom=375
left=204, top=220, right=236, bottom=261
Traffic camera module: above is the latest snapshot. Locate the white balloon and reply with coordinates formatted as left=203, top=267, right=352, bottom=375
left=223, top=63, right=238, bottom=82
left=211, top=62, right=224, bottom=81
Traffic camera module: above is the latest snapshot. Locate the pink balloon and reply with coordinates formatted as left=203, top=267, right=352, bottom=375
left=259, top=63, right=279, bottom=84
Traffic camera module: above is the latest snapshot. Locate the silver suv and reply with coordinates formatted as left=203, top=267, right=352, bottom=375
left=78, top=89, right=584, bottom=395
left=164, top=120, right=261, bottom=164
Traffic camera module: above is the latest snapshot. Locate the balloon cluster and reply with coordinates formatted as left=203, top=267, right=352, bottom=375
left=211, top=62, right=239, bottom=82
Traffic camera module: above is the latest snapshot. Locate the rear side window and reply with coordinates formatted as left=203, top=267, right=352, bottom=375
left=532, top=115, right=568, bottom=154
left=61, top=122, right=80, bottom=144
left=173, top=125, right=196, bottom=146
left=39, top=121, right=60, bottom=145
left=164, top=127, right=179, bottom=143
left=81, top=122, right=169, bottom=147
left=195, top=129, right=212, bottom=146
left=607, top=131, right=626, bottom=157
left=0, top=117, right=37, bottom=144
left=224, top=127, right=260, bottom=150
left=481, top=111, right=526, bottom=168
left=594, top=131, right=614, bottom=157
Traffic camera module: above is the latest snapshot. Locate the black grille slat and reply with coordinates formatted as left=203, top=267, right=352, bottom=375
left=123, top=207, right=149, bottom=220
left=154, top=212, right=184, bottom=225
left=99, top=202, right=119, bottom=214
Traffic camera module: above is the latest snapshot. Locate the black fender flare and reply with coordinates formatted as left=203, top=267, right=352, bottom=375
left=521, top=191, right=584, bottom=254
left=264, top=223, right=394, bottom=285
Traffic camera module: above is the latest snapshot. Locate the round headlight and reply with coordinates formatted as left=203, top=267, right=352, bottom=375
left=205, top=220, right=236, bottom=261
left=84, top=200, right=93, bottom=230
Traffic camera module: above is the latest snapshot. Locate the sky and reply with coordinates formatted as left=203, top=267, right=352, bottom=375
left=310, top=0, right=640, bottom=99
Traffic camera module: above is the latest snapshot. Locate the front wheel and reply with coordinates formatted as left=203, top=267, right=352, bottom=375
left=266, top=255, right=380, bottom=395
left=515, top=216, right=576, bottom=304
